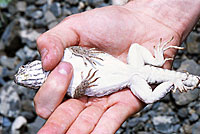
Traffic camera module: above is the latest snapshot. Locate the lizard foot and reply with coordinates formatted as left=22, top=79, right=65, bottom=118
left=153, top=37, right=184, bottom=65
left=172, top=75, right=200, bottom=93
left=74, top=69, right=100, bottom=98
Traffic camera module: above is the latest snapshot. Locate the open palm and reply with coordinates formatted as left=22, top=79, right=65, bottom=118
left=35, top=2, right=187, bottom=134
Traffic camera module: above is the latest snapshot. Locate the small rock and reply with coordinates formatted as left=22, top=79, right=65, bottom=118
left=16, top=1, right=27, bottom=12
left=62, top=8, right=72, bottom=16
left=183, top=124, right=192, bottom=134
left=186, top=32, right=200, bottom=54
left=31, top=10, right=43, bottom=19
left=11, top=116, right=27, bottom=134
left=26, top=5, right=37, bottom=18
left=35, top=0, right=47, bottom=5
left=173, top=58, right=183, bottom=70
left=65, top=0, right=79, bottom=5
left=78, top=1, right=85, bottom=10
left=20, top=29, right=41, bottom=42
left=87, top=0, right=104, bottom=7
left=50, top=2, right=62, bottom=17
left=0, top=55, right=19, bottom=70
left=152, top=116, right=174, bottom=134
left=70, top=7, right=79, bottom=14
left=0, top=81, right=21, bottom=118
left=18, top=17, right=30, bottom=30
left=172, top=89, right=199, bottom=106
left=177, top=108, right=189, bottom=119
left=48, top=21, right=58, bottom=29
left=3, top=117, right=12, bottom=128
left=16, top=48, right=26, bottom=60
left=189, top=113, right=199, bottom=122
left=44, top=10, right=56, bottom=24
left=23, top=46, right=40, bottom=61
left=192, top=121, right=200, bottom=134
left=27, top=116, right=46, bottom=134
left=0, top=20, right=21, bottom=52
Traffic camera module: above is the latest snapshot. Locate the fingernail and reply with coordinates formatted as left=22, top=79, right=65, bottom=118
left=58, top=62, right=72, bottom=75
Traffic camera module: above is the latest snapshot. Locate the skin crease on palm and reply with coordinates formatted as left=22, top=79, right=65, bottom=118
left=34, top=0, right=200, bottom=134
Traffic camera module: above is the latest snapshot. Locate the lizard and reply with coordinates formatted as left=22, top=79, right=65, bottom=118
left=14, top=37, right=200, bottom=104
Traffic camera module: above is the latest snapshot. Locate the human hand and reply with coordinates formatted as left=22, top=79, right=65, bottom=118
left=35, top=0, right=200, bottom=133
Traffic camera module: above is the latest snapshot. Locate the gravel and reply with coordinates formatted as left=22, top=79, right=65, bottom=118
left=0, top=0, right=200, bottom=133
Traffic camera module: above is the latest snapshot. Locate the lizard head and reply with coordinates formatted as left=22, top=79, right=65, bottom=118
left=14, top=60, right=49, bottom=89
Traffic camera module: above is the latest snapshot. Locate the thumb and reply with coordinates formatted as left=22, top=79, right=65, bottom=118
left=36, top=18, right=79, bottom=71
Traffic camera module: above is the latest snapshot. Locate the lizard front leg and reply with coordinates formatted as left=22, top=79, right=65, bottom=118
left=73, top=69, right=100, bottom=98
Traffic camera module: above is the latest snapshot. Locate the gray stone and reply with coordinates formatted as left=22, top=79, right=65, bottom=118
left=20, top=29, right=41, bottom=42
left=35, top=0, right=47, bottom=5
left=0, top=55, right=19, bottom=70
left=189, top=113, right=199, bottom=122
left=183, top=124, right=193, bottom=134
left=186, top=32, right=200, bottom=54
left=172, top=89, right=199, bottom=106
left=34, top=18, right=47, bottom=28
left=50, top=2, right=62, bottom=17
left=31, top=10, right=43, bottom=19
left=87, top=0, right=104, bottom=7
left=23, top=46, right=40, bottom=61
left=48, top=21, right=58, bottom=29
left=16, top=48, right=26, bottom=60
left=26, top=5, right=37, bottom=18
left=18, top=17, right=30, bottom=30
left=27, top=116, right=46, bottom=134
left=0, top=81, right=21, bottom=118
left=3, top=117, right=11, bottom=127
left=0, top=66, right=15, bottom=78
left=44, top=10, right=56, bottom=24
left=11, top=116, right=27, bottom=134
left=16, top=1, right=27, bottom=12
left=62, top=8, right=72, bottom=16
left=178, top=59, right=200, bottom=75
left=0, top=20, right=20, bottom=51
left=152, top=116, right=175, bottom=133
left=177, top=108, right=189, bottom=119
left=70, top=7, right=79, bottom=14
left=65, top=0, right=79, bottom=5
left=192, top=121, right=200, bottom=134
left=172, top=58, right=183, bottom=70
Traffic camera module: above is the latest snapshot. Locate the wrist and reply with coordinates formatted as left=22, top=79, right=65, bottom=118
left=124, top=0, right=200, bottom=42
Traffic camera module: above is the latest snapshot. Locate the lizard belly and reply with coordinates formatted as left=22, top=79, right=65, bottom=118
left=62, top=48, right=132, bottom=97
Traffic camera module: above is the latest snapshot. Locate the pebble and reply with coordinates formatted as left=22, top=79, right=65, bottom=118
left=44, top=10, right=57, bottom=24
left=0, top=81, right=21, bottom=118
left=16, top=1, right=27, bottom=12
left=27, top=116, right=46, bottom=134
left=11, top=116, right=27, bottom=134
left=65, top=0, right=79, bottom=5
left=0, top=55, right=19, bottom=70
left=186, top=32, right=200, bottom=54
left=31, top=10, right=43, bottom=19
left=192, top=121, right=200, bottom=134
left=50, top=2, right=62, bottom=17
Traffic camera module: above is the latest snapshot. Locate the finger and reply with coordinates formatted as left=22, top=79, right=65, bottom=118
left=66, top=97, right=108, bottom=134
left=91, top=89, right=145, bottom=134
left=34, top=62, right=73, bottom=118
left=37, top=17, right=79, bottom=71
left=37, top=98, right=86, bottom=134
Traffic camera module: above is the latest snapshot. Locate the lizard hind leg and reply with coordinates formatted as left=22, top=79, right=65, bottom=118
left=130, top=76, right=174, bottom=104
